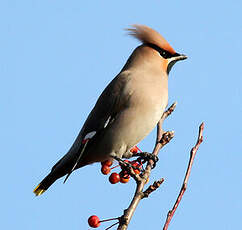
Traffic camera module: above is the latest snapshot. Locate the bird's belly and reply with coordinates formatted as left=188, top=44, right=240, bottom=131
left=97, top=99, right=166, bottom=159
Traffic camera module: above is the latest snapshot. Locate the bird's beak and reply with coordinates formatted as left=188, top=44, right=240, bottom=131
left=178, top=54, right=187, bottom=60
left=171, top=54, right=187, bottom=62
left=167, top=54, right=187, bottom=74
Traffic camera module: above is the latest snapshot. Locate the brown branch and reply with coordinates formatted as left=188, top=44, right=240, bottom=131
left=162, top=122, right=204, bottom=230
left=142, top=178, right=165, bottom=198
left=156, top=102, right=177, bottom=143
left=117, top=103, right=176, bottom=230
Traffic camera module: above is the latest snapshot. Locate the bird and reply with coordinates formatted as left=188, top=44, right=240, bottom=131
left=33, top=24, right=187, bottom=196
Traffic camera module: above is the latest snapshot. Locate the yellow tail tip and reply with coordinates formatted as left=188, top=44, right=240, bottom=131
left=33, top=184, right=46, bottom=196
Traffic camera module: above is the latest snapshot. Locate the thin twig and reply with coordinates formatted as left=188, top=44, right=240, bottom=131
left=105, top=222, right=119, bottom=230
left=156, top=102, right=177, bottom=143
left=162, top=122, right=204, bottom=230
left=142, top=178, right=165, bottom=198
left=117, top=103, right=176, bottom=230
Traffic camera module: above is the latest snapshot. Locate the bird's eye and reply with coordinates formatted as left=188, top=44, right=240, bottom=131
left=161, top=51, right=168, bottom=58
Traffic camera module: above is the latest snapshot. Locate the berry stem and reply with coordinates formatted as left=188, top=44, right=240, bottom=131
left=136, top=146, right=142, bottom=152
left=104, top=222, right=119, bottom=230
left=99, top=217, right=119, bottom=223
left=110, top=165, right=120, bottom=170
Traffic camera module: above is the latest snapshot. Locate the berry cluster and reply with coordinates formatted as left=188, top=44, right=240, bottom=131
left=100, top=146, right=143, bottom=184
left=88, top=146, right=144, bottom=228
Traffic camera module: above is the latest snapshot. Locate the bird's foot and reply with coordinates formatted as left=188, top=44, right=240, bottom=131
left=136, top=152, right=159, bottom=169
left=112, top=156, right=143, bottom=173
left=112, top=156, right=126, bottom=164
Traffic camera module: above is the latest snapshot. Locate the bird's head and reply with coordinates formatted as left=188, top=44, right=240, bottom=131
left=127, top=24, right=187, bottom=74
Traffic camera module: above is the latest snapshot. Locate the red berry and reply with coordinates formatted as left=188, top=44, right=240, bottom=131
left=101, top=165, right=111, bottom=175
left=101, top=160, right=113, bottom=167
left=134, top=168, right=140, bottom=174
left=119, top=171, right=130, bottom=183
left=109, top=173, right=120, bottom=184
left=130, top=146, right=139, bottom=154
left=131, top=162, right=141, bottom=174
left=120, top=175, right=130, bottom=183
left=131, top=162, right=139, bottom=167
left=88, top=215, right=100, bottom=228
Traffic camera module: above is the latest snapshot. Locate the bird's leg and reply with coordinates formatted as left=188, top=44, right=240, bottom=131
left=112, top=156, right=132, bottom=168
left=111, top=156, right=142, bottom=172
left=135, top=152, right=159, bottom=169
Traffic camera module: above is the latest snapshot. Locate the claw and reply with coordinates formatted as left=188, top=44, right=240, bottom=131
left=137, top=152, right=159, bottom=169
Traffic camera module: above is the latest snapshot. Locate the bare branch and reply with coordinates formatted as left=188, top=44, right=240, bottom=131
left=142, top=178, right=165, bottom=198
left=162, top=122, right=204, bottom=230
left=156, top=102, right=177, bottom=143
left=161, top=102, right=177, bottom=122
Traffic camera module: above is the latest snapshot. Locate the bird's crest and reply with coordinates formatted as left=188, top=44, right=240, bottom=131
left=126, top=24, right=175, bottom=54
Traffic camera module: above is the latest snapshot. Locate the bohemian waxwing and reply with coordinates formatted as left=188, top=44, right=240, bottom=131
left=34, top=24, right=187, bottom=196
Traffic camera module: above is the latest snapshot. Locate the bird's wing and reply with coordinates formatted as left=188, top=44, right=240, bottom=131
left=80, top=72, right=130, bottom=141
left=61, top=72, right=131, bottom=181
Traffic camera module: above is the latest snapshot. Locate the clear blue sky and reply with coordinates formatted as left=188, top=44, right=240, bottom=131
left=1, top=1, right=241, bottom=229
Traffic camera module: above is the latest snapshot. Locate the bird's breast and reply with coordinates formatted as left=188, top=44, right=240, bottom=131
left=116, top=72, right=168, bottom=155
left=126, top=71, right=168, bottom=111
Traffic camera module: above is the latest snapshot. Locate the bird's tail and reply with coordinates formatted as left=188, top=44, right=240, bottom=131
left=33, top=148, right=84, bottom=196
left=33, top=173, right=56, bottom=196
